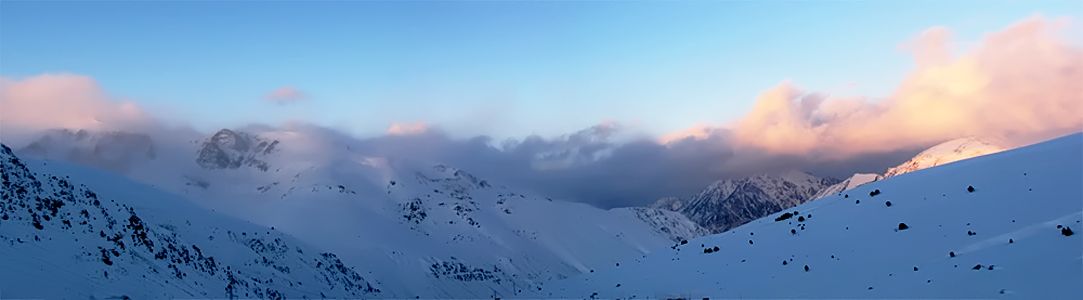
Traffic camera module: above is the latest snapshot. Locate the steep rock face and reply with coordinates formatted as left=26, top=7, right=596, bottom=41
left=884, top=137, right=1004, bottom=177
left=680, top=172, right=838, bottom=233
left=195, top=129, right=278, bottom=171
left=0, top=144, right=381, bottom=299
left=18, top=129, right=156, bottom=173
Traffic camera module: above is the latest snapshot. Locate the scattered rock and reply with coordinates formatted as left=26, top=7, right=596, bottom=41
left=803, top=265, right=809, bottom=272
left=949, top=251, right=956, bottom=258
left=967, top=185, right=975, bottom=193
left=869, top=189, right=881, bottom=197
left=885, top=201, right=892, bottom=207
left=897, top=223, right=909, bottom=231
left=1062, top=226, right=1074, bottom=236
left=972, top=264, right=983, bottom=270
left=775, top=212, right=794, bottom=222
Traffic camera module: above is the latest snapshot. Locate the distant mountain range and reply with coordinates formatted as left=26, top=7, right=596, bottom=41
left=653, top=137, right=1007, bottom=234
left=4, top=127, right=706, bottom=298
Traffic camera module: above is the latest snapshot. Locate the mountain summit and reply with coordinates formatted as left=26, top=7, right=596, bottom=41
left=195, top=129, right=279, bottom=171
left=884, top=137, right=1004, bottom=177
left=676, top=171, right=838, bottom=233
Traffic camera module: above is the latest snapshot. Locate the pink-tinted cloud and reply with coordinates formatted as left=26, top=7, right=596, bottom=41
left=386, top=122, right=430, bottom=135
left=679, top=16, right=1082, bottom=158
left=265, top=86, right=307, bottom=105
left=657, top=123, right=721, bottom=144
left=0, top=74, right=153, bottom=133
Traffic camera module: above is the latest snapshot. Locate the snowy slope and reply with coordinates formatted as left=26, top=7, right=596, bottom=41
left=0, top=144, right=382, bottom=299
left=543, top=133, right=1082, bottom=298
left=811, top=137, right=1004, bottom=200
left=885, top=137, right=1005, bottom=177
left=812, top=173, right=883, bottom=200
left=12, top=127, right=706, bottom=298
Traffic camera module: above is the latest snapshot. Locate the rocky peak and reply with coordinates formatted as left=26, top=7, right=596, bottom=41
left=679, top=171, right=838, bottom=233
left=196, top=129, right=278, bottom=171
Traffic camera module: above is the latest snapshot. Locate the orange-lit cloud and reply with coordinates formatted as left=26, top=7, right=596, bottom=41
left=657, top=123, right=720, bottom=144
left=702, top=16, right=1082, bottom=158
left=386, top=122, right=429, bottom=135
left=0, top=74, right=153, bottom=132
left=265, top=86, right=307, bottom=105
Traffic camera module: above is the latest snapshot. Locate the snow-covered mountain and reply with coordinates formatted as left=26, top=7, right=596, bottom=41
left=885, top=137, right=1005, bottom=177
left=543, top=133, right=1082, bottom=298
left=0, top=144, right=381, bottom=299
left=196, top=129, right=279, bottom=171
left=18, top=129, right=156, bottom=173
left=8, top=127, right=706, bottom=298
left=812, top=173, right=883, bottom=199
left=811, top=137, right=1005, bottom=200
left=672, top=171, right=839, bottom=233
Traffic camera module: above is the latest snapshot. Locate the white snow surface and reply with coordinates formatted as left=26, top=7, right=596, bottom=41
left=885, top=137, right=1006, bottom=177
left=812, top=173, right=883, bottom=200
left=543, top=133, right=1082, bottom=298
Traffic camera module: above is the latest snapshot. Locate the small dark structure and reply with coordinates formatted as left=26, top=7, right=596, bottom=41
left=869, top=189, right=881, bottom=197
left=967, top=185, right=975, bottom=193
left=897, top=223, right=909, bottom=230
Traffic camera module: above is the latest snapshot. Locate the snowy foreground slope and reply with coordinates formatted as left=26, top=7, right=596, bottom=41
left=544, top=133, right=1082, bottom=298
left=813, top=137, right=1005, bottom=200
left=0, top=144, right=381, bottom=299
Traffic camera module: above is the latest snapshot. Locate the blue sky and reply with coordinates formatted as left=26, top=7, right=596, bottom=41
left=2, top=1, right=1079, bottom=138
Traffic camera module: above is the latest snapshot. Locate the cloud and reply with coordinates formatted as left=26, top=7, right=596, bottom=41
left=4, top=16, right=1079, bottom=210
left=711, top=16, right=1083, bottom=158
left=386, top=122, right=430, bottom=136
left=265, top=86, right=307, bottom=105
left=0, top=74, right=154, bottom=135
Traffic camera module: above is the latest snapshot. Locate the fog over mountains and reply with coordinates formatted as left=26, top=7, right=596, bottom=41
left=3, top=126, right=1078, bottom=298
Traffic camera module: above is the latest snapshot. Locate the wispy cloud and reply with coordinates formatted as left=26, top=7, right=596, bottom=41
left=265, top=86, right=307, bottom=105
left=386, top=122, right=429, bottom=136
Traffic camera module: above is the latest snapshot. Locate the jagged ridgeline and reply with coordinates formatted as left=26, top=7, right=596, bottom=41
left=0, top=144, right=379, bottom=299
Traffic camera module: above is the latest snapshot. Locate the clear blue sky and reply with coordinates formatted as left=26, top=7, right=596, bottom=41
left=2, top=1, right=1078, bottom=138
